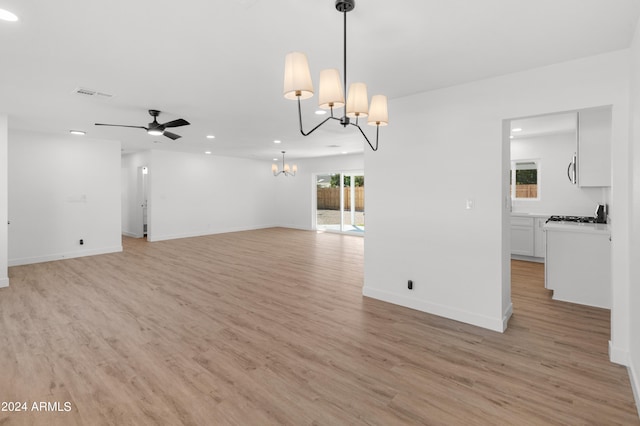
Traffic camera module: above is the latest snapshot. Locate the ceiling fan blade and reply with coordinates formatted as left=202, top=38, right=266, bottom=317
left=161, top=118, right=190, bottom=128
left=95, top=123, right=148, bottom=130
left=163, top=131, right=181, bottom=140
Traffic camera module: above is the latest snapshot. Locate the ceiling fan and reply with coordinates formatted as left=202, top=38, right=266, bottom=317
left=95, top=109, right=190, bottom=140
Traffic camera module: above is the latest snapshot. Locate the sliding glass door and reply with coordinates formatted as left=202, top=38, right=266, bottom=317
left=315, top=172, right=364, bottom=235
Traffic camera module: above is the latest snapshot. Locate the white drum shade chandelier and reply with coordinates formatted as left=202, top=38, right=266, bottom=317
left=283, top=0, right=388, bottom=151
left=272, top=151, right=297, bottom=177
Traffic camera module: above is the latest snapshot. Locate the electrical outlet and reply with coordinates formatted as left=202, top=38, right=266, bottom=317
left=79, top=239, right=84, bottom=245
left=408, top=280, right=413, bottom=290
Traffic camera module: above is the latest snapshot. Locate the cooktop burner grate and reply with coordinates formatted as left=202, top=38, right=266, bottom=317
left=546, top=215, right=597, bottom=223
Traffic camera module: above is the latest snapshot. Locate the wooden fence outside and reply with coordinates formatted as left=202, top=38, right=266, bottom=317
left=317, top=187, right=365, bottom=211
left=515, top=184, right=538, bottom=198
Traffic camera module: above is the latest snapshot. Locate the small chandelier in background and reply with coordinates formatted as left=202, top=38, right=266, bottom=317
left=283, top=0, right=388, bottom=151
left=272, top=151, right=297, bottom=177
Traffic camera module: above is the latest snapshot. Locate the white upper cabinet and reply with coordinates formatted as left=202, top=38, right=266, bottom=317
left=577, top=106, right=612, bottom=187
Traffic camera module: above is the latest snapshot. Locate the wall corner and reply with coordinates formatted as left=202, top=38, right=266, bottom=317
left=609, top=340, right=629, bottom=366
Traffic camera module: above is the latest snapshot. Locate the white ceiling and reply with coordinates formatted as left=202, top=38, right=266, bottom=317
left=1, top=0, right=638, bottom=161
left=510, top=112, right=577, bottom=139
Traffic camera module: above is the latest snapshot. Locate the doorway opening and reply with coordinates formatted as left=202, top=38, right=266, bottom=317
left=138, top=165, right=149, bottom=239
left=503, top=106, right=613, bottom=335
left=315, top=172, right=365, bottom=235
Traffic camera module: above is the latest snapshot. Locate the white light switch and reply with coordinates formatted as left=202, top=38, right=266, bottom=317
left=466, top=199, right=474, bottom=210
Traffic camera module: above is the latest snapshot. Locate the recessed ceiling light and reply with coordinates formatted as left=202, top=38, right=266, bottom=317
left=512, top=127, right=523, bottom=132
left=341, top=151, right=348, bottom=154
left=206, top=135, right=215, bottom=139
left=205, top=151, right=212, bottom=155
left=69, top=130, right=86, bottom=135
left=509, top=135, right=514, bottom=139
left=273, top=158, right=278, bottom=161
left=274, top=140, right=281, bottom=144
left=0, top=9, right=18, bottom=22
left=315, top=110, right=327, bottom=115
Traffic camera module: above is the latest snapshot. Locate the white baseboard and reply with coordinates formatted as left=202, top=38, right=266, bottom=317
left=316, top=228, right=364, bottom=237
left=608, top=340, right=638, bottom=418
left=276, top=224, right=312, bottom=231
left=278, top=224, right=366, bottom=236
left=122, top=231, right=143, bottom=238
left=147, top=224, right=277, bottom=242
left=502, top=303, right=513, bottom=331
left=8, top=246, right=123, bottom=267
left=511, top=254, right=544, bottom=263
left=609, top=340, right=629, bottom=366
left=629, top=359, right=640, bottom=419
left=362, top=286, right=506, bottom=333
left=0, top=277, right=8, bottom=288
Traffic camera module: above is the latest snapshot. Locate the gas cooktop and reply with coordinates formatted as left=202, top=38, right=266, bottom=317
left=545, top=215, right=597, bottom=223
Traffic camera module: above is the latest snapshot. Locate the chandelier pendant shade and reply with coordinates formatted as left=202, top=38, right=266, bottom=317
left=283, top=52, right=314, bottom=100
left=272, top=151, right=297, bottom=177
left=368, top=95, right=389, bottom=126
left=282, top=0, right=387, bottom=151
left=318, top=69, right=345, bottom=109
left=346, top=82, right=369, bottom=118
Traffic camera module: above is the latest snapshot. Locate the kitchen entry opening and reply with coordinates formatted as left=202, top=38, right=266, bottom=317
left=315, top=172, right=364, bottom=235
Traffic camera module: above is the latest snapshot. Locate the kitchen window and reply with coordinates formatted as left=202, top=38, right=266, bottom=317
left=511, top=160, right=539, bottom=200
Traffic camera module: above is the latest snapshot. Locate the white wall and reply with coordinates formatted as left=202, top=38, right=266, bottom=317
left=275, top=154, right=364, bottom=230
left=122, top=150, right=363, bottom=240
left=8, top=130, right=122, bottom=265
left=121, top=151, right=151, bottom=237
left=511, top=133, right=608, bottom=216
left=364, top=50, right=630, bottom=337
left=628, top=16, right=640, bottom=416
left=147, top=150, right=277, bottom=241
left=0, top=115, right=8, bottom=288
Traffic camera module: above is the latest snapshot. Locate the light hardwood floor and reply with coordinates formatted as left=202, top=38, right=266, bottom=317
left=0, top=228, right=637, bottom=425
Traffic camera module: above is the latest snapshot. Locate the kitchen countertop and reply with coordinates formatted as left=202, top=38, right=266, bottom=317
left=543, top=221, right=610, bottom=235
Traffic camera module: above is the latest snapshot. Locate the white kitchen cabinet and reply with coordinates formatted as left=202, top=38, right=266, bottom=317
left=577, top=106, right=611, bottom=187
left=533, top=217, right=547, bottom=258
left=544, top=222, right=611, bottom=308
left=511, top=215, right=548, bottom=260
left=511, top=216, right=534, bottom=257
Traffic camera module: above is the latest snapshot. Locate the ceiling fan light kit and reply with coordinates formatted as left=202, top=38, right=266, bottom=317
left=283, top=0, right=388, bottom=151
left=95, top=109, right=190, bottom=140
